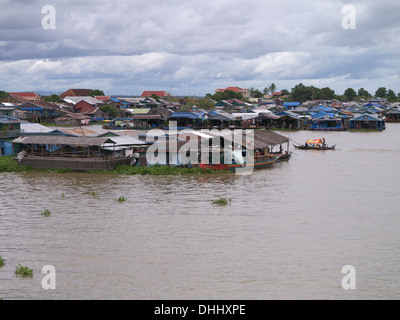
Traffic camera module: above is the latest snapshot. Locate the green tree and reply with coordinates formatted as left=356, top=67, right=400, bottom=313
left=358, top=88, right=371, bottom=98
left=0, top=90, right=8, bottom=100
left=320, top=87, right=335, bottom=100
left=197, top=98, right=215, bottom=110
left=44, top=94, right=62, bottom=103
left=90, top=89, right=105, bottom=97
left=151, top=94, right=160, bottom=100
left=248, top=87, right=255, bottom=98
left=263, top=87, right=271, bottom=95
left=212, top=90, right=243, bottom=101
left=375, top=87, right=387, bottom=98
left=344, top=88, right=357, bottom=101
left=253, top=89, right=263, bottom=98
left=269, top=83, right=277, bottom=94
left=281, top=89, right=290, bottom=96
left=387, top=89, right=397, bottom=102
left=290, top=83, right=312, bottom=102
left=100, top=105, right=118, bottom=118
left=310, top=86, right=321, bottom=100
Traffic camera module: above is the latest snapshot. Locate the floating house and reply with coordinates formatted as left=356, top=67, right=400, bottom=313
left=275, top=111, right=301, bottom=129
left=385, top=109, right=400, bottom=122
left=12, top=136, right=134, bottom=171
left=168, top=112, right=204, bottom=129
left=136, top=128, right=290, bottom=168
left=309, top=114, right=346, bottom=131
left=349, top=114, right=386, bottom=130
left=0, top=116, right=22, bottom=156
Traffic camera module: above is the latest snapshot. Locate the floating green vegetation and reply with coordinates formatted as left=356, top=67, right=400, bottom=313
left=0, top=156, right=73, bottom=173
left=211, top=198, right=231, bottom=206
left=347, top=129, right=383, bottom=132
left=91, top=192, right=98, bottom=198
left=41, top=209, right=52, bottom=217
left=116, top=196, right=127, bottom=203
left=0, top=156, right=230, bottom=176
left=15, top=264, right=33, bottom=278
left=0, top=256, right=5, bottom=267
left=61, top=193, right=65, bottom=198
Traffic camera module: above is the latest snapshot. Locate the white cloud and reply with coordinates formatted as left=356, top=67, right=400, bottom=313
left=0, top=0, right=399, bottom=95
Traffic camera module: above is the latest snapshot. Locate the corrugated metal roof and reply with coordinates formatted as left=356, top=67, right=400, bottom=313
left=254, top=129, right=289, bottom=145
left=0, top=115, right=21, bottom=123
left=105, top=136, right=147, bottom=146
left=14, top=136, right=112, bottom=146
left=21, top=123, right=54, bottom=133
left=63, top=96, right=103, bottom=105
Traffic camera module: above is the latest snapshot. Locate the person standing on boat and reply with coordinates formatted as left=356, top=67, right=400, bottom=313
left=322, top=138, right=326, bottom=147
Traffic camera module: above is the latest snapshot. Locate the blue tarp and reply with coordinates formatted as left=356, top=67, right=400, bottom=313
left=311, top=112, right=337, bottom=119
left=364, top=103, right=384, bottom=109
left=283, top=102, right=301, bottom=108
left=168, top=112, right=200, bottom=119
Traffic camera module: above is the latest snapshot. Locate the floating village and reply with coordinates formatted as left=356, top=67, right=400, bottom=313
left=1, top=86, right=399, bottom=172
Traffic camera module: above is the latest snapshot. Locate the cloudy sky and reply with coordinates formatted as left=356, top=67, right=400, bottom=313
left=1, top=0, right=399, bottom=96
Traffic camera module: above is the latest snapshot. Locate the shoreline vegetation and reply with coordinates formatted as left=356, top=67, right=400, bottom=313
left=0, top=156, right=230, bottom=175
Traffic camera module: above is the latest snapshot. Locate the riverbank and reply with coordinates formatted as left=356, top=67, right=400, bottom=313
left=0, top=156, right=229, bottom=175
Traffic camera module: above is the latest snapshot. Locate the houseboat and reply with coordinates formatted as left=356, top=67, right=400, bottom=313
left=12, top=136, right=135, bottom=171
left=309, top=115, right=347, bottom=131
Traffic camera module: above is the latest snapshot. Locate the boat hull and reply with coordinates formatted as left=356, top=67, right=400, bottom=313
left=199, top=154, right=282, bottom=171
left=294, top=144, right=335, bottom=150
left=309, top=127, right=347, bottom=131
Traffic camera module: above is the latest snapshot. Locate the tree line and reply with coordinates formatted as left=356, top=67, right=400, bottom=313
left=287, top=84, right=400, bottom=103
left=206, top=83, right=400, bottom=103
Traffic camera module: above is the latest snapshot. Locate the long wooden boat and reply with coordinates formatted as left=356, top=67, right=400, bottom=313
left=294, top=144, right=335, bottom=150
left=199, top=153, right=282, bottom=171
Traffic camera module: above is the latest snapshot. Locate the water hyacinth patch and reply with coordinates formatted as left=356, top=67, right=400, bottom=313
left=211, top=198, right=231, bottom=206
left=41, top=209, right=52, bottom=217
left=15, top=264, right=33, bottom=278
left=116, top=196, right=127, bottom=203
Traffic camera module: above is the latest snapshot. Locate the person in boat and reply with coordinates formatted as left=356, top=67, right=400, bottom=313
left=322, top=138, right=326, bottom=147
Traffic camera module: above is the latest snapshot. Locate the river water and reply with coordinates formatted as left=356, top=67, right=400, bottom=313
left=1, top=124, right=400, bottom=300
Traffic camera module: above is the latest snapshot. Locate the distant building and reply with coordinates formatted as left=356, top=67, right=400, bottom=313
left=7, top=92, right=41, bottom=102
left=60, top=89, right=93, bottom=100
left=141, top=91, right=170, bottom=98
left=215, top=87, right=250, bottom=98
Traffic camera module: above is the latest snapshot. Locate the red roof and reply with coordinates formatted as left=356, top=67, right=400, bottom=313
left=95, top=96, right=111, bottom=101
left=226, top=87, right=247, bottom=92
left=217, top=87, right=249, bottom=93
left=60, top=89, right=93, bottom=99
left=272, top=92, right=283, bottom=96
left=8, top=92, right=38, bottom=98
left=141, top=91, right=169, bottom=98
left=74, top=100, right=98, bottom=114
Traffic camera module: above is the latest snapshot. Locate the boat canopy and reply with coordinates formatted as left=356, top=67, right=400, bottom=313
left=306, top=139, right=323, bottom=144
